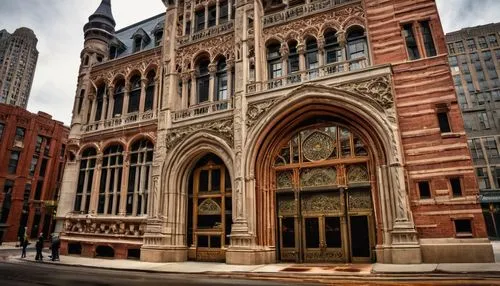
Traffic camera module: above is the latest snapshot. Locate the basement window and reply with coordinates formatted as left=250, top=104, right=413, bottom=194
left=454, top=219, right=472, bottom=238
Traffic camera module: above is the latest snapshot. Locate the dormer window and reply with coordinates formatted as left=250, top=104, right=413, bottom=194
left=109, top=46, right=117, bottom=59
left=131, top=28, right=151, bottom=53
left=133, top=37, right=142, bottom=53
left=109, top=37, right=126, bottom=60
left=152, top=20, right=165, bottom=47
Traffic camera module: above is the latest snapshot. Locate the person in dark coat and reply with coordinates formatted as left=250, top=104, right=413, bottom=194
left=35, top=233, right=44, bottom=261
left=50, top=234, right=60, bottom=261
left=20, top=227, right=28, bottom=258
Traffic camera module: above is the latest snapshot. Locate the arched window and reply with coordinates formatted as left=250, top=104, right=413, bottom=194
left=324, top=30, right=342, bottom=64
left=215, top=58, right=228, bottom=101
left=196, top=58, right=210, bottom=103
left=127, top=139, right=154, bottom=216
left=74, top=148, right=97, bottom=213
left=145, top=71, right=155, bottom=111
left=128, top=75, right=141, bottom=113
left=347, top=27, right=368, bottom=70
left=288, top=40, right=299, bottom=74
left=97, top=145, right=123, bottom=215
left=113, top=80, right=125, bottom=117
left=306, top=38, right=319, bottom=70
left=267, top=42, right=282, bottom=79
left=94, top=85, right=106, bottom=121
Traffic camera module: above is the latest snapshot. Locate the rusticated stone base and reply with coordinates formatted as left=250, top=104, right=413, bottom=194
left=226, top=247, right=275, bottom=265
left=140, top=246, right=188, bottom=262
left=420, top=238, right=494, bottom=263
left=375, top=244, right=422, bottom=264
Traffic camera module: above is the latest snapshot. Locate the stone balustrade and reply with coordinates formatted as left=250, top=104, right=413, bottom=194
left=178, top=21, right=234, bottom=46
left=82, top=110, right=156, bottom=133
left=172, top=99, right=232, bottom=122
left=247, top=57, right=368, bottom=93
left=262, top=0, right=358, bottom=28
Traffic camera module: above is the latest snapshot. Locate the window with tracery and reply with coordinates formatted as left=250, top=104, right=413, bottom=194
left=288, top=40, right=299, bottom=74
left=97, top=145, right=123, bottom=215
left=197, top=58, right=210, bottom=103
left=267, top=43, right=282, bottom=79
left=347, top=27, right=367, bottom=69
left=113, top=80, right=125, bottom=116
left=324, top=30, right=342, bottom=64
left=128, top=75, right=141, bottom=113
left=216, top=58, right=228, bottom=101
left=126, top=139, right=154, bottom=216
left=145, top=71, right=155, bottom=111
left=74, top=148, right=97, bottom=213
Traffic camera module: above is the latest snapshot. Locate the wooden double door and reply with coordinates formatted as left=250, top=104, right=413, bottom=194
left=277, top=188, right=374, bottom=263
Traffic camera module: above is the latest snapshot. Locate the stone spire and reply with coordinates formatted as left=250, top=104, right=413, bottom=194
left=83, top=0, right=116, bottom=42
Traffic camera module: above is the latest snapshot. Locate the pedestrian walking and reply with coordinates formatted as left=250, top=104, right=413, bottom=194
left=35, top=233, right=44, bottom=261
left=50, top=233, right=60, bottom=261
left=20, top=227, right=28, bottom=259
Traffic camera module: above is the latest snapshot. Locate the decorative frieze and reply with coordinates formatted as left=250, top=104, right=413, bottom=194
left=165, top=118, right=234, bottom=150
left=333, top=76, right=394, bottom=110
left=63, top=217, right=146, bottom=238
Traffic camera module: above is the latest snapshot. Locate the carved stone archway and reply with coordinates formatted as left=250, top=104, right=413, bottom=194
left=243, top=83, right=422, bottom=264
left=141, top=131, right=234, bottom=262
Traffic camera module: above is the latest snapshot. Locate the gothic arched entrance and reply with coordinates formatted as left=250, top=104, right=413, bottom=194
left=273, top=123, right=376, bottom=263
left=187, top=154, right=232, bottom=262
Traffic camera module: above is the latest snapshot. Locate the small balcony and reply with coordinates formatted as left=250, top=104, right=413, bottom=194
left=247, top=57, right=368, bottom=94
left=172, top=99, right=233, bottom=123
left=82, top=110, right=156, bottom=133
left=262, top=0, right=358, bottom=28
left=177, top=21, right=234, bottom=47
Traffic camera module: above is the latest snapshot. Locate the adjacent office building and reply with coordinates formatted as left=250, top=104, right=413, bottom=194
left=0, top=27, right=39, bottom=109
left=446, top=23, right=500, bottom=239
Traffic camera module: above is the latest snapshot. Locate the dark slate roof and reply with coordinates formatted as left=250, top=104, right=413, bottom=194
left=112, top=13, right=165, bottom=59
left=89, top=0, right=116, bottom=27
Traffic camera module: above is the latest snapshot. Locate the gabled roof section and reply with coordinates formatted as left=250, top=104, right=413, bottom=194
left=112, top=13, right=165, bottom=59
left=131, top=28, right=151, bottom=44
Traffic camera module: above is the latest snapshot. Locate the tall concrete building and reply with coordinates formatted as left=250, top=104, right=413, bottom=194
left=0, top=27, right=39, bottom=109
left=446, top=23, right=500, bottom=239
left=56, top=0, right=494, bottom=264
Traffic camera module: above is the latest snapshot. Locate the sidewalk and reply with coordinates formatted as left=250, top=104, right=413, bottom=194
left=0, top=242, right=34, bottom=251
left=9, top=251, right=500, bottom=278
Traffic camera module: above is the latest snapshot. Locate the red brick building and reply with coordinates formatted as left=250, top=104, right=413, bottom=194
left=0, top=103, right=68, bottom=243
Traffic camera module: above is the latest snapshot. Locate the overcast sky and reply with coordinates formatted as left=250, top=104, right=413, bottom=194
left=0, top=0, right=499, bottom=125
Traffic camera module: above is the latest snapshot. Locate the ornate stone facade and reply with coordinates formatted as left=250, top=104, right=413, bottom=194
left=56, top=0, right=493, bottom=264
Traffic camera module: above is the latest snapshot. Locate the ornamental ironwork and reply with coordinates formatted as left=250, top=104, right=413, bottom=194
left=300, top=167, right=337, bottom=187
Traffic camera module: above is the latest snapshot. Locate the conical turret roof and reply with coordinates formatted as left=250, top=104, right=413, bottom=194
left=88, top=0, right=116, bottom=27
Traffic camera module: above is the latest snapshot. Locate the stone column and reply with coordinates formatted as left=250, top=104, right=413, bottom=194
left=118, top=152, right=130, bottom=216
left=317, top=36, right=325, bottom=73
left=215, top=0, right=220, bottom=26
left=100, top=94, right=108, bottom=121
left=122, top=83, right=130, bottom=116
left=181, top=73, right=190, bottom=108
left=107, top=86, right=115, bottom=118
left=153, top=77, right=160, bottom=113
left=89, top=97, right=97, bottom=123
left=139, top=78, right=148, bottom=113
left=227, top=59, right=234, bottom=102
left=88, top=154, right=103, bottom=215
left=280, top=43, right=289, bottom=77
left=297, top=42, right=306, bottom=78
left=208, top=63, right=217, bottom=102
left=204, top=4, right=208, bottom=29
left=228, top=0, right=232, bottom=19
left=190, top=71, right=197, bottom=106
left=336, top=31, right=348, bottom=70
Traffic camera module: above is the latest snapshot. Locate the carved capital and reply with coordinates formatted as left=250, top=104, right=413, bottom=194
left=208, top=63, right=217, bottom=75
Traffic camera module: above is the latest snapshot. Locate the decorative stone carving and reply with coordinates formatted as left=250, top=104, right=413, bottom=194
left=300, top=167, right=337, bottom=187
left=278, top=197, right=296, bottom=216
left=262, top=3, right=365, bottom=43
left=64, top=218, right=146, bottom=237
left=175, top=33, right=235, bottom=71
left=246, top=97, right=280, bottom=128
left=348, top=190, right=372, bottom=210
left=347, top=164, right=369, bottom=183
left=301, top=193, right=341, bottom=213
left=334, top=76, right=394, bottom=109
left=165, top=118, right=234, bottom=150
left=276, top=170, right=293, bottom=189
left=198, top=198, right=221, bottom=215
left=302, top=131, right=335, bottom=162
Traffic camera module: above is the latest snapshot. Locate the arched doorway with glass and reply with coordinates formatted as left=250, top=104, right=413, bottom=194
left=274, top=123, right=375, bottom=263
left=187, top=154, right=232, bottom=262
